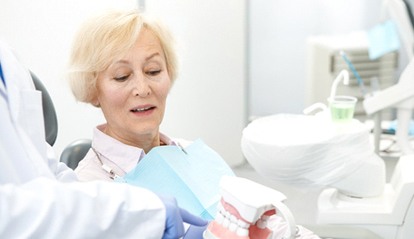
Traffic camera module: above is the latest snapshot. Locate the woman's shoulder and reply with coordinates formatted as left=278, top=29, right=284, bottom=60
left=74, top=150, right=112, bottom=182
left=173, top=138, right=193, bottom=148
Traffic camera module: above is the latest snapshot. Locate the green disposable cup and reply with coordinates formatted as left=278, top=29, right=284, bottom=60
left=327, top=96, right=357, bottom=123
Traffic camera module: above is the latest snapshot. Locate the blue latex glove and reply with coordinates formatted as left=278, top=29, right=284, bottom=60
left=183, top=224, right=209, bottom=239
left=159, top=195, right=208, bottom=239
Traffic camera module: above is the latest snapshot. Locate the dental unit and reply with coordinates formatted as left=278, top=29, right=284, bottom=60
left=203, top=176, right=297, bottom=239
left=241, top=52, right=414, bottom=237
left=363, top=57, right=414, bottom=155
left=339, top=51, right=367, bottom=96
left=328, top=69, right=350, bottom=100
left=364, top=0, right=414, bottom=155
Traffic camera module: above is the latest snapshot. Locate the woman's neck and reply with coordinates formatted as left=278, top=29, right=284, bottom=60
left=102, top=124, right=161, bottom=153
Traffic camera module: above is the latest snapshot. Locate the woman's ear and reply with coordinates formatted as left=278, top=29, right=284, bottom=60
left=92, top=100, right=101, bottom=108
left=90, top=94, right=100, bottom=107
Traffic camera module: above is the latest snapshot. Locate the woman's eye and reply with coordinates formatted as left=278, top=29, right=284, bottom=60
left=147, top=70, right=161, bottom=76
left=113, top=75, right=130, bottom=81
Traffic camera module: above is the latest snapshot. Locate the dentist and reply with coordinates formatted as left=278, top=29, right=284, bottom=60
left=0, top=39, right=206, bottom=238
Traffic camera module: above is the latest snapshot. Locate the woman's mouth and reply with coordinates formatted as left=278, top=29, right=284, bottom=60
left=130, top=106, right=155, bottom=112
left=130, top=106, right=156, bottom=116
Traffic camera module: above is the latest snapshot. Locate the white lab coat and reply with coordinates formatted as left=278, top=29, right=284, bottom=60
left=0, top=40, right=166, bottom=238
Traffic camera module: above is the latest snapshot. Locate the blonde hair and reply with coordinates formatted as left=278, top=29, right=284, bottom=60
left=67, top=9, right=178, bottom=105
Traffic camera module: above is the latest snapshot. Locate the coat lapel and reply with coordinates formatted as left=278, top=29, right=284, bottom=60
left=0, top=41, right=54, bottom=180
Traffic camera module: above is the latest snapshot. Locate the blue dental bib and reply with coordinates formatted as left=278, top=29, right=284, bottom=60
left=116, top=139, right=235, bottom=220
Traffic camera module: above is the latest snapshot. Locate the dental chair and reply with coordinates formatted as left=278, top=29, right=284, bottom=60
left=31, top=71, right=58, bottom=146
left=60, top=139, right=91, bottom=170
left=32, top=71, right=90, bottom=170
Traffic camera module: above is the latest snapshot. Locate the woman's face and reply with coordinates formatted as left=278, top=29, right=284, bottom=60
left=95, top=29, right=171, bottom=146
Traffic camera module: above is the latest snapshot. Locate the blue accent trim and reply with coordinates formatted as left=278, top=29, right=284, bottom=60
left=0, top=61, right=4, bottom=85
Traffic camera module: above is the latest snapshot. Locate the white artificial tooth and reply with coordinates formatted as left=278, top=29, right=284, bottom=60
left=222, top=217, right=230, bottom=228
left=256, top=219, right=267, bottom=229
left=230, top=215, right=237, bottom=223
left=224, top=210, right=231, bottom=218
left=217, top=202, right=224, bottom=212
left=236, top=227, right=249, bottom=236
left=237, top=219, right=250, bottom=229
left=216, top=212, right=224, bottom=224
left=219, top=208, right=225, bottom=216
left=229, top=222, right=238, bottom=232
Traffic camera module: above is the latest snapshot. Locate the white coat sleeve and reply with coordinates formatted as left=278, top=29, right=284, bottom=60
left=0, top=40, right=165, bottom=239
left=0, top=177, right=166, bottom=239
left=46, top=143, right=79, bottom=182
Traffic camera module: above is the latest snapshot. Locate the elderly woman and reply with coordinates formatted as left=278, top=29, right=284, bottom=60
left=66, top=9, right=321, bottom=239
left=67, top=12, right=239, bottom=236
left=68, top=10, right=190, bottom=181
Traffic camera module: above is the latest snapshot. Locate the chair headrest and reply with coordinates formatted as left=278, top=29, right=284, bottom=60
left=31, top=72, right=58, bottom=146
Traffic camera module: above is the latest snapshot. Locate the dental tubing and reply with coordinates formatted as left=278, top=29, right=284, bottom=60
left=329, top=69, right=349, bottom=99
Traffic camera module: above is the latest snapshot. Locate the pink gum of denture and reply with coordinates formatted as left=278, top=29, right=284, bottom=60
left=206, top=199, right=275, bottom=239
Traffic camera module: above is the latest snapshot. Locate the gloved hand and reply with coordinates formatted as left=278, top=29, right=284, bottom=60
left=183, top=224, right=209, bottom=239
left=159, top=195, right=208, bottom=239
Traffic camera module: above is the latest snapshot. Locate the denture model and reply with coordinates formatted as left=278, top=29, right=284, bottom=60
left=203, top=176, right=297, bottom=239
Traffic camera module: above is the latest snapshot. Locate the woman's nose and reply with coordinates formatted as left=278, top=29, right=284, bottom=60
left=132, top=75, right=151, bottom=97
